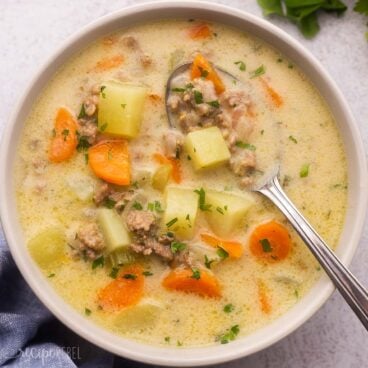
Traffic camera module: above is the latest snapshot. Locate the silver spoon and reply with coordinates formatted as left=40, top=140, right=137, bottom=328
left=166, top=62, right=368, bottom=330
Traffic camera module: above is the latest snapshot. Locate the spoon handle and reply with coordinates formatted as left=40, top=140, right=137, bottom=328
left=257, top=174, right=368, bottom=330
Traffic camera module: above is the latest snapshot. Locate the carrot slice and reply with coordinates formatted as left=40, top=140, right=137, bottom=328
left=89, top=140, right=131, bottom=185
left=162, top=268, right=221, bottom=298
left=188, top=23, right=212, bottom=39
left=98, top=265, right=144, bottom=311
left=249, top=221, right=291, bottom=262
left=48, top=107, right=78, bottom=163
left=153, top=153, right=182, bottom=184
left=191, top=54, right=225, bottom=94
left=258, top=280, right=271, bottom=314
left=200, top=233, right=243, bottom=259
left=92, top=55, right=124, bottom=72
left=260, top=78, right=283, bottom=108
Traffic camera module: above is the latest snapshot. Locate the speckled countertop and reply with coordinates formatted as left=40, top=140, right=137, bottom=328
left=1, top=1, right=367, bottom=367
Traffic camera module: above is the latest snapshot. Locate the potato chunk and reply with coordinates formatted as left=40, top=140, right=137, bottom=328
left=97, top=208, right=131, bottom=253
left=184, top=127, right=230, bottom=170
left=163, top=187, right=198, bottom=239
left=98, top=81, right=146, bottom=138
left=205, top=190, right=254, bottom=237
left=28, top=228, right=66, bottom=269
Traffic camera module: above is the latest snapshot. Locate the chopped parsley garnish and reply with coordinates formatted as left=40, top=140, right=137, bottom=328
left=109, top=267, right=119, bottom=279
left=294, top=289, right=299, bottom=298
left=300, top=164, right=310, bottom=178
left=132, top=201, right=143, bottom=210
left=47, top=273, right=55, bottom=278
left=191, top=268, right=201, bottom=280
left=121, top=103, right=126, bottom=109
left=217, top=247, right=229, bottom=260
left=78, top=104, right=86, bottom=119
left=172, top=87, right=186, bottom=92
left=92, top=256, right=105, bottom=270
left=235, top=141, right=256, bottom=151
left=76, top=135, right=91, bottom=152
left=185, top=214, right=190, bottom=221
left=260, top=238, right=272, bottom=253
left=164, top=336, right=171, bottom=343
left=166, top=217, right=178, bottom=228
left=99, top=123, right=108, bottom=132
left=186, top=83, right=194, bottom=89
left=62, top=129, right=69, bottom=141
left=147, top=200, right=164, bottom=213
left=218, top=325, right=240, bottom=344
left=194, top=188, right=212, bottom=211
left=171, top=241, right=187, bottom=253
left=123, top=273, right=137, bottom=280
left=85, top=308, right=92, bottom=316
left=194, top=90, right=204, bottom=104
left=187, top=155, right=191, bottom=161
left=207, top=100, right=220, bottom=108
left=198, top=66, right=209, bottom=78
left=223, top=304, right=235, bottom=313
left=204, top=255, right=215, bottom=269
left=103, top=197, right=116, bottom=209
left=142, top=271, right=154, bottom=277
left=100, top=85, right=106, bottom=98
left=234, top=60, right=246, bottom=71
left=249, top=64, right=266, bottom=79
left=288, top=135, right=298, bottom=144
left=177, top=341, right=183, bottom=346
left=216, top=207, right=224, bottom=215
left=84, top=153, right=89, bottom=165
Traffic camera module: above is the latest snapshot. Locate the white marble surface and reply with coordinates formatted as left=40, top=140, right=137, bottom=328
left=1, top=1, right=368, bottom=367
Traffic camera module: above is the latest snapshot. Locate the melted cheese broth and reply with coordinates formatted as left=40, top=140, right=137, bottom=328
left=14, top=20, right=347, bottom=347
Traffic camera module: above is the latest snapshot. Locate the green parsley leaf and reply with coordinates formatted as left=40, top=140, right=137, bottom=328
left=99, top=123, right=108, bottom=132
left=354, top=0, right=368, bottom=15
left=257, top=0, right=283, bottom=16
left=216, top=207, right=224, bottom=215
left=62, top=129, right=69, bottom=141
left=219, top=325, right=240, bottom=344
left=235, top=141, right=256, bottom=151
left=85, top=308, right=92, bottom=316
left=142, top=271, right=154, bottom=277
left=204, top=255, right=215, bottom=269
left=84, top=153, right=89, bottom=165
left=207, top=100, right=220, bottom=108
left=123, top=273, right=137, bottom=280
left=191, top=268, right=201, bottom=280
left=194, top=188, right=212, bottom=211
left=260, top=238, right=272, bottom=253
left=100, top=85, right=106, bottom=98
left=164, top=336, right=171, bottom=343
left=121, top=103, right=126, bottom=109
left=166, top=217, right=178, bottom=228
left=92, top=256, right=105, bottom=270
left=172, top=87, right=186, bottom=92
left=234, top=60, right=246, bottom=71
left=78, top=104, right=86, bottom=119
left=288, top=135, right=298, bottom=144
left=194, top=90, right=204, bottom=104
left=217, top=247, right=229, bottom=259
left=198, top=66, right=209, bottom=78
left=223, top=304, right=235, bottom=313
left=103, top=197, right=116, bottom=209
left=177, top=341, right=183, bottom=346
left=300, top=163, right=310, bottom=178
left=47, top=273, right=55, bottom=278
left=171, top=241, right=187, bottom=253
left=109, top=267, right=119, bottom=279
left=132, top=201, right=143, bottom=210
left=250, top=65, right=266, bottom=78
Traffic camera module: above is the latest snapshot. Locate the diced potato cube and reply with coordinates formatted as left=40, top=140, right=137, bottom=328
left=205, top=190, right=254, bottom=237
left=151, top=164, right=172, bottom=191
left=163, top=187, right=198, bottom=239
left=184, top=127, right=230, bottom=170
left=98, top=81, right=146, bottom=139
left=97, top=208, right=131, bottom=253
left=28, top=228, right=66, bottom=269
left=114, top=298, right=163, bottom=331
left=65, top=173, right=94, bottom=201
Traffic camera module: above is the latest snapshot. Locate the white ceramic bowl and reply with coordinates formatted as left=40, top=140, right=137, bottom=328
left=1, top=1, right=367, bottom=366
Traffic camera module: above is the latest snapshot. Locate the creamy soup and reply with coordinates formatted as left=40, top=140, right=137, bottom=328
left=14, top=20, right=347, bottom=347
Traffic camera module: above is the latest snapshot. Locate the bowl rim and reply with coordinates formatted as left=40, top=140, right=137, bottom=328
left=1, top=1, right=367, bottom=366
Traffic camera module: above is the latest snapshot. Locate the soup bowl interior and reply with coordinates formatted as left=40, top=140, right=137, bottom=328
left=0, top=1, right=367, bottom=366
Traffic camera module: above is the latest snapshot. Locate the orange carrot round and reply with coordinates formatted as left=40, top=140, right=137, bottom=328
left=98, top=265, right=144, bottom=311
left=249, top=221, right=291, bottom=262
left=48, top=107, right=78, bottom=163
left=153, top=153, right=182, bottom=184
left=188, top=23, right=212, bottom=39
left=88, top=140, right=131, bottom=185
left=200, top=233, right=243, bottom=259
left=191, top=54, right=225, bottom=94
left=162, top=268, right=221, bottom=298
